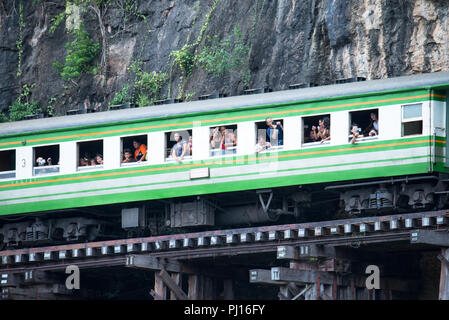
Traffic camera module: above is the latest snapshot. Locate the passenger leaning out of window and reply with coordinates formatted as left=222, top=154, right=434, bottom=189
left=255, top=136, right=271, bottom=154
left=365, top=112, right=379, bottom=136
left=95, top=154, right=104, bottom=165
left=349, top=123, right=363, bottom=144
left=210, top=127, right=222, bottom=156
left=266, top=118, right=283, bottom=146
left=133, top=139, right=147, bottom=162
left=171, top=132, right=189, bottom=162
left=220, top=126, right=237, bottom=155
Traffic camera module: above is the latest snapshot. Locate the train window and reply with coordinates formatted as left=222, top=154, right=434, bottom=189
left=121, top=135, right=148, bottom=165
left=255, top=118, right=284, bottom=151
left=349, top=109, right=379, bottom=143
left=77, top=140, right=104, bottom=171
left=165, top=130, right=192, bottom=162
left=0, top=150, right=16, bottom=179
left=402, top=104, right=423, bottom=136
left=302, top=114, right=331, bottom=145
left=209, top=125, right=237, bottom=157
left=33, top=145, right=60, bottom=176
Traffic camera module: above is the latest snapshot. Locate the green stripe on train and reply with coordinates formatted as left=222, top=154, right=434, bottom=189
left=0, top=136, right=434, bottom=191
left=0, top=155, right=431, bottom=204
left=0, top=162, right=428, bottom=216
left=0, top=88, right=436, bottom=148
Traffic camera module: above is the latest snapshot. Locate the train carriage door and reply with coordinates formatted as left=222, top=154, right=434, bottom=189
left=431, top=93, right=445, bottom=168
left=446, top=92, right=449, bottom=167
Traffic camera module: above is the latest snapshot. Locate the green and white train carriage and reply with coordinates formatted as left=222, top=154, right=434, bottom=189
left=0, top=72, right=449, bottom=246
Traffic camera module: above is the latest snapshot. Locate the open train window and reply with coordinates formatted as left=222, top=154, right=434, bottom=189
left=121, top=135, right=148, bottom=165
left=302, top=114, right=331, bottom=145
left=165, top=130, right=192, bottom=162
left=0, top=150, right=16, bottom=179
left=349, top=109, right=379, bottom=143
left=255, top=118, right=284, bottom=152
left=77, top=140, right=104, bottom=171
left=33, top=145, right=60, bottom=176
left=209, top=125, right=237, bottom=156
left=402, top=103, right=423, bottom=136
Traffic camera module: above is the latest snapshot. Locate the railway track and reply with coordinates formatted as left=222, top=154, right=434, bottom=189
left=1, top=209, right=448, bottom=269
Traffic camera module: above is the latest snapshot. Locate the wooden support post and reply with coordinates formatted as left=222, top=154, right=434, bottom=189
left=188, top=275, right=201, bottom=300
left=439, top=248, right=449, bottom=300
left=333, top=275, right=338, bottom=300
left=170, top=272, right=181, bottom=300
left=154, top=272, right=167, bottom=300
left=203, top=277, right=215, bottom=300
left=350, top=279, right=355, bottom=300
left=157, top=269, right=188, bottom=300
left=223, top=279, right=234, bottom=300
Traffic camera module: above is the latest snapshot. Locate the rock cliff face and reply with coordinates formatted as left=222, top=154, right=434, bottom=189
left=0, top=0, right=448, bottom=117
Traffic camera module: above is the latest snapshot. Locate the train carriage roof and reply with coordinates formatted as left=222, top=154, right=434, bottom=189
left=1, top=72, right=449, bottom=137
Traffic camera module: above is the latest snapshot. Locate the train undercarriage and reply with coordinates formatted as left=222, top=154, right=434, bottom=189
left=2, top=173, right=449, bottom=249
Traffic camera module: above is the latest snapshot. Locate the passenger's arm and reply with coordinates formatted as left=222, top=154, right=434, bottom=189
left=270, top=126, right=278, bottom=140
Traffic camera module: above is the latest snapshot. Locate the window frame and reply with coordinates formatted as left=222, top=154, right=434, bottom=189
left=348, top=108, right=379, bottom=144
left=254, top=118, right=285, bottom=153
left=401, top=103, right=423, bottom=137
left=165, top=129, right=193, bottom=163
left=301, top=114, right=331, bottom=147
left=209, top=124, right=238, bottom=158
left=76, top=138, right=105, bottom=172
left=119, top=133, right=149, bottom=167
left=0, top=148, right=16, bottom=180
left=32, top=143, right=61, bottom=176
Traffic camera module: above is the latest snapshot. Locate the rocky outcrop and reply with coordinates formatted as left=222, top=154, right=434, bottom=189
left=0, top=0, right=448, bottom=117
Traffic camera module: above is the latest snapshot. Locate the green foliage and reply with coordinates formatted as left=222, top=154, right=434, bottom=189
left=49, top=11, right=67, bottom=34
left=109, top=84, right=130, bottom=106
left=193, top=0, right=219, bottom=47
left=128, top=61, right=168, bottom=105
left=184, top=91, right=195, bottom=102
left=136, top=93, right=150, bottom=107
left=195, top=25, right=249, bottom=77
left=46, top=97, right=57, bottom=116
left=0, top=112, right=8, bottom=123
left=16, top=0, right=25, bottom=78
left=170, top=45, right=194, bottom=77
left=53, top=23, right=100, bottom=83
left=8, top=84, right=42, bottom=122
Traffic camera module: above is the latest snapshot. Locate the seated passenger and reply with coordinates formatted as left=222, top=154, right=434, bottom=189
left=133, top=139, right=147, bottom=162
left=255, top=136, right=271, bottom=154
left=220, top=126, right=237, bottom=154
left=171, top=132, right=189, bottom=162
left=47, top=157, right=53, bottom=166
left=365, top=112, right=379, bottom=136
left=90, top=158, right=97, bottom=166
left=36, top=157, right=46, bottom=166
left=122, top=149, right=136, bottom=163
left=309, top=125, right=320, bottom=142
left=318, top=117, right=330, bottom=143
left=349, top=123, right=363, bottom=144
left=266, top=118, right=283, bottom=146
left=79, top=157, right=89, bottom=166
left=95, top=154, right=104, bottom=165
